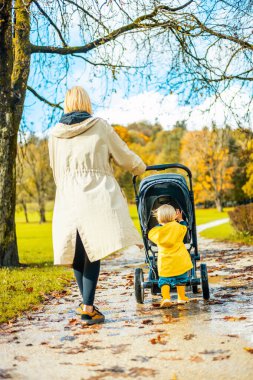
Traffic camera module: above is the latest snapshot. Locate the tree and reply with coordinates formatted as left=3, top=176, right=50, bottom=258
left=17, top=137, right=55, bottom=223
left=128, top=122, right=163, bottom=139
left=180, top=126, right=235, bottom=211
left=16, top=148, right=32, bottom=223
left=1, top=0, right=253, bottom=265
left=155, top=121, right=187, bottom=164
left=227, top=129, right=252, bottom=203
left=243, top=139, right=253, bottom=198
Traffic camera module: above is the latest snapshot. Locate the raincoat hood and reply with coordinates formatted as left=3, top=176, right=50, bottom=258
left=51, top=113, right=99, bottom=139
left=148, top=221, right=186, bottom=249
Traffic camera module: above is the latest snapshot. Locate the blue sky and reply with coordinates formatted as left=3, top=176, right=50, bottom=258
left=23, top=0, right=253, bottom=135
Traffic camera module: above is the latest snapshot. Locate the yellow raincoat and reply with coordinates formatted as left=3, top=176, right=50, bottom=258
left=148, top=221, right=193, bottom=277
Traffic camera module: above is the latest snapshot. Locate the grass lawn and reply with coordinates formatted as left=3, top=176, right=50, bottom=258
left=194, top=208, right=230, bottom=225
left=0, top=208, right=72, bottom=324
left=200, top=222, right=253, bottom=245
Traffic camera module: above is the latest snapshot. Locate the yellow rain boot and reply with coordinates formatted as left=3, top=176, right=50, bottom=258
left=177, top=286, right=189, bottom=304
left=160, top=285, right=172, bottom=308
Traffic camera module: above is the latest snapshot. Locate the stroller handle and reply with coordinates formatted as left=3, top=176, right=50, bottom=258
left=145, top=163, right=192, bottom=178
left=132, top=163, right=193, bottom=198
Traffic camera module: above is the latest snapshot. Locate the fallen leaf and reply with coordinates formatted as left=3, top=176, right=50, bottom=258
left=63, top=348, right=85, bottom=354
left=213, top=355, right=230, bottom=361
left=109, top=344, right=130, bottom=354
left=150, top=334, right=167, bottom=345
left=162, top=356, right=183, bottom=361
left=0, top=368, right=13, bottom=379
left=25, top=287, right=33, bottom=293
left=163, top=315, right=178, bottom=324
left=68, top=318, right=79, bottom=326
left=8, top=285, right=17, bottom=291
left=60, top=362, right=73, bottom=366
left=190, top=355, right=204, bottom=362
left=206, top=300, right=224, bottom=305
left=128, top=368, right=157, bottom=377
left=223, top=316, right=247, bottom=322
left=184, top=334, right=196, bottom=341
left=31, top=305, right=41, bottom=311
left=14, top=356, right=28, bottom=362
left=142, top=319, right=154, bottom=325
left=74, top=330, right=98, bottom=336
left=49, top=344, right=64, bottom=349
left=220, top=294, right=236, bottom=299
left=153, top=328, right=166, bottom=333
left=244, top=347, right=253, bottom=354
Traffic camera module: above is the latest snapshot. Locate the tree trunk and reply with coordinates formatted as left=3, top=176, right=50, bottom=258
left=39, top=201, right=46, bottom=223
left=0, top=0, right=18, bottom=266
left=215, top=197, right=223, bottom=212
left=0, top=0, right=31, bottom=266
left=21, top=200, right=29, bottom=223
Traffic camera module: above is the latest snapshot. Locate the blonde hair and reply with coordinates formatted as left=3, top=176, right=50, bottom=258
left=64, top=86, right=93, bottom=114
left=153, top=204, right=177, bottom=224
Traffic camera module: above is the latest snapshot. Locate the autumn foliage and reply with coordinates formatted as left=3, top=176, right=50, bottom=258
left=112, top=122, right=252, bottom=211
left=16, top=122, right=252, bottom=216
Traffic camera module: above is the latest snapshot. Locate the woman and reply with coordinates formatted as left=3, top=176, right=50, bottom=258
left=48, top=86, right=146, bottom=325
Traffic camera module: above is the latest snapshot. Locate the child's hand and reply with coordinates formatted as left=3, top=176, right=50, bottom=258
left=176, top=209, right=183, bottom=221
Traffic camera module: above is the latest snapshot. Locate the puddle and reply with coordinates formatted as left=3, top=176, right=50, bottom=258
left=60, top=336, right=76, bottom=342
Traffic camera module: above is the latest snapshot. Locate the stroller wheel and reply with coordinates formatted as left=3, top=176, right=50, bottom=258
left=148, top=268, right=157, bottom=295
left=192, top=285, right=198, bottom=294
left=200, top=263, right=210, bottom=300
left=135, top=268, right=144, bottom=304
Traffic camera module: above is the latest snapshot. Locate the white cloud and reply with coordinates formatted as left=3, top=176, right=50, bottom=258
left=96, top=86, right=253, bottom=130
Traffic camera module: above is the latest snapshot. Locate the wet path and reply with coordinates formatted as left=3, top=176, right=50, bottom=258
left=1, top=237, right=253, bottom=380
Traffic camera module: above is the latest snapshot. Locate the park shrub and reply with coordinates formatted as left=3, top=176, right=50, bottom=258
left=228, top=203, right=253, bottom=235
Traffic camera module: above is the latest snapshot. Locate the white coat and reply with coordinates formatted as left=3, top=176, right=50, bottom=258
left=48, top=117, right=146, bottom=264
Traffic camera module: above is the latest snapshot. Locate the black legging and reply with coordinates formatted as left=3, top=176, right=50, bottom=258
left=72, top=230, right=100, bottom=306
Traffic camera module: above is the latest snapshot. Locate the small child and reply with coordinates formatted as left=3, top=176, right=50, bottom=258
left=148, top=204, right=193, bottom=307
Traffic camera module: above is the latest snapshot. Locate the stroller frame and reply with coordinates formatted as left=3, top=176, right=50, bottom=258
left=133, top=163, right=210, bottom=303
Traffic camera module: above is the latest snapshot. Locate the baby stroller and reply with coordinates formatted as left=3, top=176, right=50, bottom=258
left=132, top=163, right=210, bottom=304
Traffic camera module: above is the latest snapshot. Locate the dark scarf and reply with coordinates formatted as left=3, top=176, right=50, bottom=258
left=59, top=111, right=92, bottom=125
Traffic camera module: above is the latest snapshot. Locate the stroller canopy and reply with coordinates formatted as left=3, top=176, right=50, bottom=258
left=138, top=173, right=193, bottom=234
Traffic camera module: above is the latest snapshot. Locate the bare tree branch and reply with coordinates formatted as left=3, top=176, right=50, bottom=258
left=190, top=13, right=253, bottom=51
left=30, top=1, right=194, bottom=55
left=33, top=0, right=68, bottom=47
left=63, top=0, right=110, bottom=33
left=27, top=86, right=63, bottom=109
